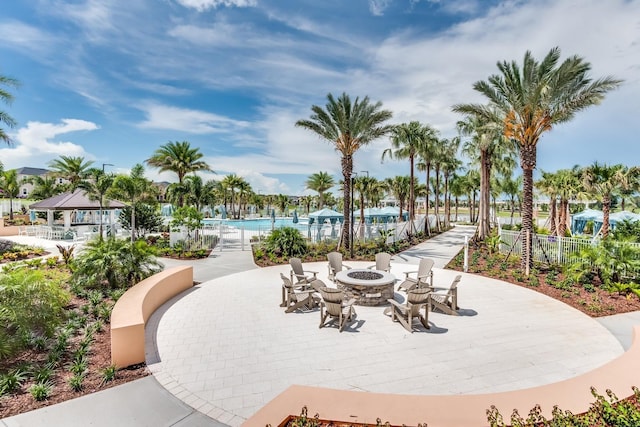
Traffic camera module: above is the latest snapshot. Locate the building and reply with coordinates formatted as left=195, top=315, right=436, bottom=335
left=15, top=167, right=51, bottom=199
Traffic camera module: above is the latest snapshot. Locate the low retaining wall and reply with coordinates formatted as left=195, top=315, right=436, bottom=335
left=244, top=326, right=640, bottom=427
left=110, top=266, right=193, bottom=368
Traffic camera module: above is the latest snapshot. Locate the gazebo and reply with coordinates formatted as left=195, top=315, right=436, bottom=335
left=29, top=190, right=127, bottom=230
left=308, top=208, right=343, bottom=241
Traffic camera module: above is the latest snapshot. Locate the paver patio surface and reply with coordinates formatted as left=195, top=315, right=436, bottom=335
left=147, top=262, right=623, bottom=426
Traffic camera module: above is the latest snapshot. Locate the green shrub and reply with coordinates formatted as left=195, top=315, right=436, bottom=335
left=101, top=364, right=117, bottom=385
left=29, top=380, right=53, bottom=401
left=68, top=374, right=84, bottom=392
left=263, top=227, right=307, bottom=258
left=0, top=368, right=28, bottom=396
left=72, top=238, right=162, bottom=289
left=0, top=269, right=70, bottom=361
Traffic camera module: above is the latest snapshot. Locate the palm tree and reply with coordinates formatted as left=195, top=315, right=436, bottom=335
left=353, top=175, right=376, bottom=237
left=27, top=174, right=63, bottom=200
left=382, top=122, right=432, bottom=232
left=299, top=195, right=313, bottom=215
left=81, top=168, right=115, bottom=239
left=145, top=141, right=211, bottom=207
left=305, top=171, right=335, bottom=209
left=385, top=176, right=411, bottom=221
left=0, top=74, right=19, bottom=145
left=582, top=162, right=630, bottom=238
left=415, top=125, right=440, bottom=234
left=221, top=174, right=243, bottom=218
left=184, top=175, right=206, bottom=211
left=500, top=173, right=522, bottom=227
left=48, top=156, right=94, bottom=191
left=453, top=47, right=622, bottom=270
left=110, top=164, right=156, bottom=241
left=457, top=111, right=511, bottom=239
left=296, top=92, right=393, bottom=250
left=276, top=194, right=289, bottom=216
left=449, top=173, right=468, bottom=222
left=0, top=169, right=19, bottom=220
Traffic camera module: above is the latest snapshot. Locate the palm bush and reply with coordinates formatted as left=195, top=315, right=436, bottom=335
left=263, top=227, right=307, bottom=258
left=72, top=238, right=162, bottom=289
left=0, top=269, right=70, bottom=361
left=28, top=380, right=53, bottom=401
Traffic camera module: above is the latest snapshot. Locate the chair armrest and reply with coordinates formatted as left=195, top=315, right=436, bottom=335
left=387, top=299, right=408, bottom=314
left=404, top=270, right=418, bottom=278
left=366, top=265, right=376, bottom=270
left=303, top=270, right=319, bottom=276
left=343, top=265, right=353, bottom=270
left=343, top=298, right=356, bottom=307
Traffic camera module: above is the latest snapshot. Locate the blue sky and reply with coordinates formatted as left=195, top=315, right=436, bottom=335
left=1, top=0, right=639, bottom=196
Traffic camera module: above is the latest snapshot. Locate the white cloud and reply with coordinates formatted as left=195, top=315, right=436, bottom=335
left=174, top=0, right=256, bottom=11
left=369, top=0, right=393, bottom=16
left=0, top=119, right=98, bottom=169
left=137, top=103, right=251, bottom=134
left=0, top=20, right=57, bottom=55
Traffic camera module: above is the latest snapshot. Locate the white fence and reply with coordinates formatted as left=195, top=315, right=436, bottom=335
left=498, top=229, right=640, bottom=266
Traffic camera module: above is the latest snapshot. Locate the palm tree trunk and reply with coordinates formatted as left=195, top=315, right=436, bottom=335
left=434, top=166, right=441, bottom=232
left=341, top=155, right=352, bottom=251
left=549, top=198, right=557, bottom=236
left=454, top=196, right=459, bottom=222
left=520, top=145, right=536, bottom=272
left=557, top=198, right=568, bottom=237
left=409, top=155, right=415, bottom=234
left=478, top=150, right=491, bottom=240
left=602, top=194, right=611, bottom=238
left=424, top=164, right=431, bottom=235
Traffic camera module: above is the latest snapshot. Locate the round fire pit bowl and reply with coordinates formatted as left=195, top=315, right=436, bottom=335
left=335, top=269, right=396, bottom=306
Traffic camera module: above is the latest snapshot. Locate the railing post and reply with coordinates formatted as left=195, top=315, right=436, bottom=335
left=525, top=229, right=531, bottom=277
left=219, top=222, right=223, bottom=252
left=241, top=226, right=245, bottom=251
left=557, top=235, right=562, bottom=264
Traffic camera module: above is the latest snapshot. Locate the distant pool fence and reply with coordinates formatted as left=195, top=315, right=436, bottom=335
left=169, top=214, right=438, bottom=251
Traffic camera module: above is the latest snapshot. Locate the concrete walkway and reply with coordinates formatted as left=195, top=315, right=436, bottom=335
left=1, top=225, right=638, bottom=427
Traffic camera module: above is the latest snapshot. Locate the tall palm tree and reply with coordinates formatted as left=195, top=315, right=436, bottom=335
left=220, top=174, right=243, bottom=219
left=0, top=169, right=19, bottom=220
left=81, top=168, right=115, bottom=239
left=27, top=174, right=63, bottom=200
left=457, top=111, right=512, bottom=239
left=415, top=124, right=440, bottom=234
left=110, top=164, right=156, bottom=241
left=145, top=141, right=212, bottom=207
left=353, top=175, right=376, bottom=237
left=296, top=92, right=393, bottom=250
left=299, top=195, right=313, bottom=215
left=449, top=173, right=468, bottom=222
left=385, top=176, right=411, bottom=221
left=184, top=175, right=205, bottom=211
left=48, top=155, right=94, bottom=191
left=305, top=171, right=335, bottom=209
left=0, top=74, right=19, bottom=145
left=382, top=122, right=432, bottom=232
left=453, top=47, right=622, bottom=270
left=582, top=162, right=629, bottom=238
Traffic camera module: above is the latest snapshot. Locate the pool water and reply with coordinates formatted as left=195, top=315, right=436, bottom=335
left=202, top=218, right=307, bottom=231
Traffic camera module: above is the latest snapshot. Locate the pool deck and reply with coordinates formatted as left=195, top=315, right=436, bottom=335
left=1, top=225, right=639, bottom=427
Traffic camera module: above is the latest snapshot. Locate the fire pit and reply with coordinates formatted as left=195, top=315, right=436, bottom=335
left=335, top=269, right=396, bottom=306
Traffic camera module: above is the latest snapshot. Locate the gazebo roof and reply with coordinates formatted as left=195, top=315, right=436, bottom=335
left=29, top=190, right=127, bottom=210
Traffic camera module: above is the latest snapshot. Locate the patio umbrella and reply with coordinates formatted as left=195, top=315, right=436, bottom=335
left=271, top=209, right=276, bottom=230
left=292, top=210, right=298, bottom=224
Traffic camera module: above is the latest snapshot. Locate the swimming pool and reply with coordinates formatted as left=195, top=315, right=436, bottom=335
left=202, top=218, right=308, bottom=231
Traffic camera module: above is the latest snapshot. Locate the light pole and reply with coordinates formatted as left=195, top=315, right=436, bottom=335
left=350, top=172, right=357, bottom=259
left=360, top=170, right=369, bottom=208
left=102, top=163, right=114, bottom=172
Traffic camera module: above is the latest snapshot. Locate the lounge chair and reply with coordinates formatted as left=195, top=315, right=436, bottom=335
left=430, top=275, right=461, bottom=315
left=397, top=258, right=434, bottom=292
left=367, top=252, right=392, bottom=272
left=289, top=257, right=318, bottom=285
left=319, top=287, right=356, bottom=332
left=387, top=288, right=431, bottom=332
left=327, top=252, right=352, bottom=282
left=279, top=273, right=318, bottom=313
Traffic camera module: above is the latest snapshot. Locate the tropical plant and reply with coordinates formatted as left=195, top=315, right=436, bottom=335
left=26, top=174, right=63, bottom=200
left=263, top=227, right=307, bottom=258
left=118, top=204, right=163, bottom=238
left=28, top=380, right=53, bottom=401
left=110, top=164, right=157, bottom=241
left=80, top=169, right=115, bottom=239
left=453, top=47, right=622, bottom=270
left=0, top=269, right=70, bottom=361
left=0, top=169, right=20, bottom=220
left=48, top=156, right=94, bottom=191
left=305, top=172, right=335, bottom=209
left=145, top=141, right=211, bottom=207
left=170, top=206, right=204, bottom=240
left=0, top=73, right=19, bottom=145
left=296, top=93, right=393, bottom=250
left=415, top=124, right=441, bottom=234
left=385, top=176, right=411, bottom=220
left=72, top=238, right=162, bottom=289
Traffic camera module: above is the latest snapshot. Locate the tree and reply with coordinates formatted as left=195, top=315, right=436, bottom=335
left=110, top=164, right=157, bottom=241
left=48, top=156, right=94, bottom=191
left=456, top=111, right=511, bottom=239
left=415, top=125, right=440, bottom=234
left=0, top=169, right=20, bottom=220
left=382, top=122, right=431, bottom=232
left=582, top=163, right=629, bottom=238
left=80, top=168, right=115, bottom=239
left=296, top=93, right=393, bottom=250
left=119, top=204, right=163, bottom=237
left=26, top=174, right=63, bottom=200
left=221, top=174, right=243, bottom=219
left=385, top=176, right=411, bottom=221
left=501, top=173, right=522, bottom=227
left=353, top=175, right=376, bottom=237
left=0, top=73, right=19, bottom=145
left=305, top=172, right=335, bottom=209
left=453, top=47, right=622, bottom=270
left=145, top=141, right=211, bottom=207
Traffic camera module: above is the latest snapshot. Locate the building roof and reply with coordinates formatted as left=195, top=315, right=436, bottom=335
left=16, top=167, right=49, bottom=176
left=29, top=190, right=127, bottom=210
